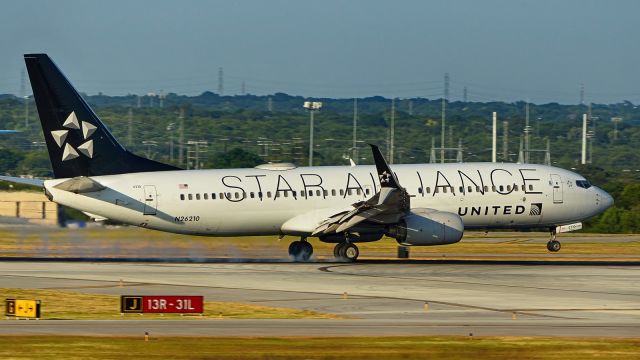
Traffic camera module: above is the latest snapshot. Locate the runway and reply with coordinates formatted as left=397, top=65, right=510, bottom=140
left=1, top=260, right=639, bottom=337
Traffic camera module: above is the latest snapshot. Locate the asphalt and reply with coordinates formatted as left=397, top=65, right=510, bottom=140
left=1, top=260, right=639, bottom=337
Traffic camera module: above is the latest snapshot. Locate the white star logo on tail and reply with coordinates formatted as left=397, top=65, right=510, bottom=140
left=50, top=111, right=96, bottom=161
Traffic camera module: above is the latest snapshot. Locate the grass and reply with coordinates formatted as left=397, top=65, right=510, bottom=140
left=0, top=336, right=638, bottom=359
left=1, top=226, right=639, bottom=260
left=0, top=288, right=340, bottom=320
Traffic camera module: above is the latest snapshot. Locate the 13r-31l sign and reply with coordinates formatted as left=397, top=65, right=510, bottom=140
left=121, top=296, right=204, bottom=314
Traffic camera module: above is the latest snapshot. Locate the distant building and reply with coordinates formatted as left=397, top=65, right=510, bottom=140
left=0, top=191, right=58, bottom=225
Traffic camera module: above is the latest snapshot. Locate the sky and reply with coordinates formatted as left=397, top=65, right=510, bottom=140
left=0, top=0, right=639, bottom=104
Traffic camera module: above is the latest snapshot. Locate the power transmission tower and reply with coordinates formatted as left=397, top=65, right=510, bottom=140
left=580, top=83, right=585, bottom=106
left=441, top=72, right=449, bottom=163
left=127, top=108, right=133, bottom=147
left=178, top=108, right=185, bottom=166
left=218, top=67, right=224, bottom=95
left=390, top=98, right=395, bottom=164
left=502, top=120, right=509, bottom=161
left=524, top=101, right=530, bottom=163
left=21, top=69, right=29, bottom=128
left=352, top=98, right=358, bottom=162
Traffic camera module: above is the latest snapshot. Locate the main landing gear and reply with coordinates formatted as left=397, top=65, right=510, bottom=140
left=547, top=229, right=561, bottom=252
left=334, top=242, right=359, bottom=262
left=288, top=238, right=313, bottom=261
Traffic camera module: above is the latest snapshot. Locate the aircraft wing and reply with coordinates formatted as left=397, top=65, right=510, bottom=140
left=310, top=144, right=411, bottom=236
left=0, top=175, right=45, bottom=187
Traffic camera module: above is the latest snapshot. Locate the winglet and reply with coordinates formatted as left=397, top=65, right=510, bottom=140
left=369, top=144, right=401, bottom=188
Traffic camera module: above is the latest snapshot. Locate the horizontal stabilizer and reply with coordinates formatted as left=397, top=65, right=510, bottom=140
left=0, top=176, right=44, bottom=187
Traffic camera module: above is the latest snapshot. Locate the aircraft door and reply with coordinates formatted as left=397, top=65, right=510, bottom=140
left=550, top=174, right=563, bottom=204
left=143, top=185, right=157, bottom=215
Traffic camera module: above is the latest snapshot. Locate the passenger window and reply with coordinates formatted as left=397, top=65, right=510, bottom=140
left=267, top=192, right=272, bottom=198
left=499, top=186, right=504, bottom=192
left=348, top=189, right=353, bottom=196
left=292, top=191, right=297, bottom=197
left=331, top=189, right=336, bottom=196
left=212, top=193, right=216, bottom=200
left=418, top=187, right=423, bottom=194
left=506, top=185, right=511, bottom=192
left=476, top=186, right=481, bottom=193
left=258, top=192, right=263, bottom=198
left=308, top=190, right=313, bottom=197
left=434, top=188, right=439, bottom=194
left=426, top=187, right=430, bottom=194
left=250, top=192, right=255, bottom=198
left=529, top=185, right=533, bottom=191
left=514, top=185, right=518, bottom=191
left=188, top=194, right=193, bottom=200
left=220, top=193, right=224, bottom=199
left=226, top=192, right=231, bottom=199
left=180, top=194, right=185, bottom=200
left=204, top=193, right=208, bottom=200
left=235, top=192, right=240, bottom=199
left=443, top=187, right=447, bottom=194
left=340, top=189, right=344, bottom=196
left=356, top=189, right=361, bottom=195
left=459, top=186, right=464, bottom=193
left=484, top=186, right=489, bottom=192
left=492, top=186, right=496, bottom=192
left=468, top=186, right=473, bottom=193
left=323, top=190, right=328, bottom=196
left=366, top=189, right=370, bottom=195
left=316, top=190, right=321, bottom=196
left=284, top=191, right=288, bottom=198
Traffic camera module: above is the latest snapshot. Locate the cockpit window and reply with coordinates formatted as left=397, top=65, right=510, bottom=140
left=576, top=180, right=592, bottom=189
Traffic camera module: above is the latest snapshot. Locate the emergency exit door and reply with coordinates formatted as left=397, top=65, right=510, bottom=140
left=550, top=174, right=563, bottom=204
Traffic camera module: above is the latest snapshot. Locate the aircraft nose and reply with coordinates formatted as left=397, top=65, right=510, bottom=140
left=598, top=188, right=614, bottom=211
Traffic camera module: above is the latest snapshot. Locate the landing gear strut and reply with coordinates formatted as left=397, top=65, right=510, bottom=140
left=547, top=229, right=561, bottom=252
left=288, top=238, right=313, bottom=261
left=334, top=242, right=359, bottom=262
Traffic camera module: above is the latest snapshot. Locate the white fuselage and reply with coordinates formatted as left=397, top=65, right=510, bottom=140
left=44, top=162, right=612, bottom=237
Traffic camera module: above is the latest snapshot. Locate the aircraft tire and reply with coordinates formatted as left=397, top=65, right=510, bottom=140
left=289, top=240, right=313, bottom=261
left=341, top=243, right=359, bottom=262
left=333, top=243, right=344, bottom=258
left=547, top=240, right=561, bottom=252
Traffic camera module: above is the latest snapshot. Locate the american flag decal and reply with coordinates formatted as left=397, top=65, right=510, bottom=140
left=178, top=184, right=188, bottom=189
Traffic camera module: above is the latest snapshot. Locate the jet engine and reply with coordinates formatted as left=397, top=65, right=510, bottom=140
left=386, top=208, right=464, bottom=246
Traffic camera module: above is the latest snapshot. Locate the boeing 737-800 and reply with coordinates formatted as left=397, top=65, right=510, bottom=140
left=0, top=54, right=614, bottom=261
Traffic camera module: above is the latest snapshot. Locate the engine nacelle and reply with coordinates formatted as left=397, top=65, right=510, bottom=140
left=387, top=208, right=464, bottom=246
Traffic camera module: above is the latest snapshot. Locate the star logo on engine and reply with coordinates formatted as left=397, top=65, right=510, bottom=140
left=50, top=111, right=97, bottom=161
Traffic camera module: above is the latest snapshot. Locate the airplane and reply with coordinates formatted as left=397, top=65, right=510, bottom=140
left=0, top=54, right=614, bottom=261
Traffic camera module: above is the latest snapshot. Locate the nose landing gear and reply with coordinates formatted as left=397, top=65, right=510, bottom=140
left=547, top=229, right=561, bottom=252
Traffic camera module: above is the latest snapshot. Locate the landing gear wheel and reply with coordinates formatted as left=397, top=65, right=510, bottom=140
left=333, top=243, right=343, bottom=258
left=334, top=243, right=359, bottom=262
left=547, top=240, right=561, bottom=252
left=342, top=243, right=359, bottom=261
left=289, top=240, right=313, bottom=261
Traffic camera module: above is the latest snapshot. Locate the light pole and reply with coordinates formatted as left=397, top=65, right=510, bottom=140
left=303, top=101, right=322, bottom=166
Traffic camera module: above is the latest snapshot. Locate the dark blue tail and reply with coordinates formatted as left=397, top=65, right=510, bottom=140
left=24, top=54, right=179, bottom=178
